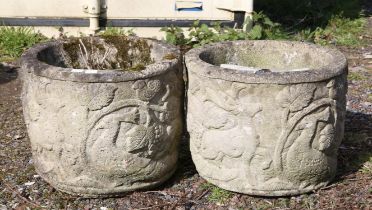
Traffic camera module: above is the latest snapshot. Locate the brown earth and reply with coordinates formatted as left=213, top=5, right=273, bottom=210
left=0, top=20, right=371, bottom=210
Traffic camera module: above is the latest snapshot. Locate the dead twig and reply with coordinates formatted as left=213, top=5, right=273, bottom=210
left=100, top=48, right=111, bottom=65
left=78, top=39, right=91, bottom=69
left=2, top=181, right=45, bottom=209
left=319, top=184, right=338, bottom=191
left=344, top=177, right=372, bottom=182
left=78, top=38, right=89, bottom=61
left=78, top=43, right=90, bottom=69
left=195, top=190, right=209, bottom=200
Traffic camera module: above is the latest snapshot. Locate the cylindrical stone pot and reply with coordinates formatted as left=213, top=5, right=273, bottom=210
left=19, top=36, right=184, bottom=197
left=185, top=40, right=347, bottom=196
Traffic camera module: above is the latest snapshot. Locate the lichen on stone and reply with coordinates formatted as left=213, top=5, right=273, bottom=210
left=162, top=53, right=177, bottom=60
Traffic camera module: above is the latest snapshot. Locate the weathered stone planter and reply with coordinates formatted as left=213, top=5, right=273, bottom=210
left=185, top=40, right=347, bottom=196
left=19, top=36, right=184, bottom=197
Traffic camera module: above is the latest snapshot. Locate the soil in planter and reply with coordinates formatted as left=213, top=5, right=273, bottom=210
left=61, top=36, right=154, bottom=71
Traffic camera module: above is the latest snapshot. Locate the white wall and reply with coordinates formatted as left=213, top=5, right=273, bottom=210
left=0, top=0, right=253, bottom=37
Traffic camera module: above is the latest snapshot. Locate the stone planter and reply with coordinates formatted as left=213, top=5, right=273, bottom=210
left=19, top=36, right=184, bottom=197
left=185, top=40, right=347, bottom=196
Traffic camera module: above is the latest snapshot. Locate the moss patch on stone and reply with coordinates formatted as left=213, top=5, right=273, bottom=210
left=127, top=63, right=146, bottom=71
left=162, top=53, right=177, bottom=60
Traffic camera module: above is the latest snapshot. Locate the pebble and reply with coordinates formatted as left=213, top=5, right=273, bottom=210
left=13, top=134, right=23, bottom=140
left=24, top=181, right=35, bottom=186
left=363, top=53, right=372, bottom=59
left=363, top=102, right=372, bottom=107
left=11, top=203, right=18, bottom=209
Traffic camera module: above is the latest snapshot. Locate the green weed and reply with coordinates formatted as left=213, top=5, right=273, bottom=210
left=344, top=150, right=372, bottom=175
left=161, top=10, right=366, bottom=48
left=348, top=71, right=368, bottom=81
left=312, top=16, right=366, bottom=46
left=0, top=26, right=46, bottom=60
left=200, top=182, right=233, bottom=204
left=100, top=27, right=135, bottom=36
left=255, top=0, right=363, bottom=29
left=0, top=55, right=14, bottom=63
left=342, top=132, right=371, bottom=174
left=160, top=25, right=186, bottom=46
left=256, top=0, right=366, bottom=46
left=248, top=11, right=288, bottom=40
left=161, top=12, right=287, bottom=48
left=161, top=21, right=246, bottom=48
left=359, top=153, right=372, bottom=174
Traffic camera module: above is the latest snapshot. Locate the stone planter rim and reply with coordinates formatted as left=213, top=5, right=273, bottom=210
left=19, top=37, right=180, bottom=83
left=185, top=40, right=347, bottom=84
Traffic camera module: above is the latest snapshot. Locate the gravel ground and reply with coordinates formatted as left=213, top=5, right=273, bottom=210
left=0, top=20, right=371, bottom=210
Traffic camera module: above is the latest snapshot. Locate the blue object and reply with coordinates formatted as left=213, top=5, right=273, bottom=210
left=175, top=1, right=203, bottom=12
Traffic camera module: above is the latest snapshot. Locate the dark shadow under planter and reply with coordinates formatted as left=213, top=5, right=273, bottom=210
left=0, top=63, right=18, bottom=85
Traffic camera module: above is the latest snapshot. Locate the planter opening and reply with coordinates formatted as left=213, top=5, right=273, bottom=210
left=37, top=36, right=177, bottom=71
left=199, top=41, right=338, bottom=72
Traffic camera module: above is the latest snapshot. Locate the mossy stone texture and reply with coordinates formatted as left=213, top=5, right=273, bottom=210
left=185, top=40, right=348, bottom=196
left=19, top=37, right=184, bottom=197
